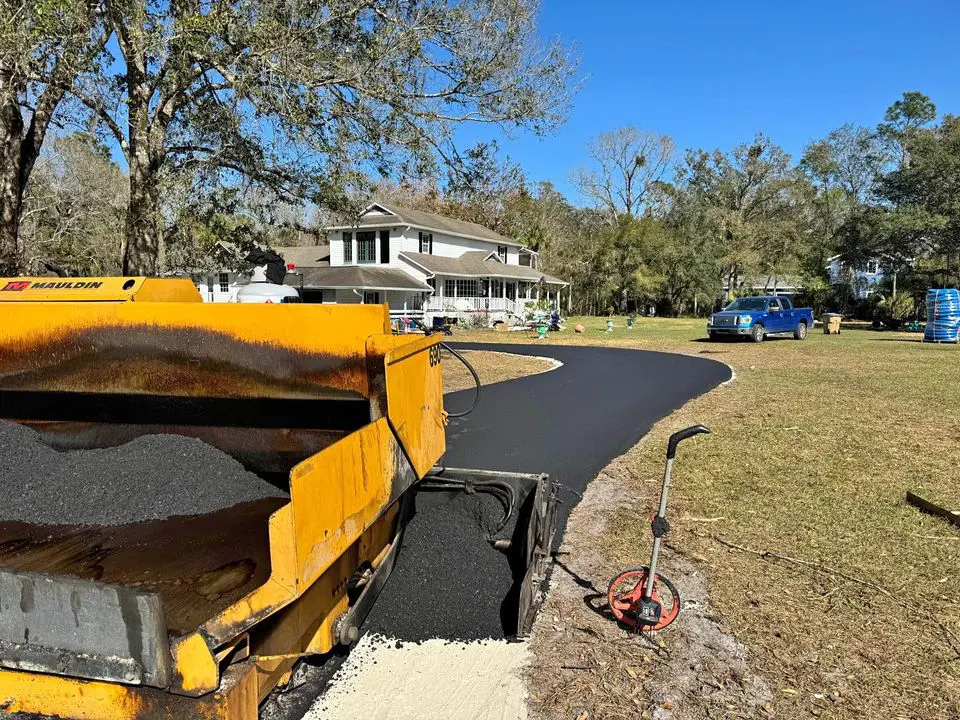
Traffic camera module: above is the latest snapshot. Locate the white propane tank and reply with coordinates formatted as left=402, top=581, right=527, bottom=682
left=234, top=266, right=301, bottom=304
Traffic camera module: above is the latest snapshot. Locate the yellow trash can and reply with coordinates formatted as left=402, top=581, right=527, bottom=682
left=823, top=313, right=842, bottom=335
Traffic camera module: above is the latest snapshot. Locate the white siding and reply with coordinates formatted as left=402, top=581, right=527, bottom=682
left=328, top=230, right=346, bottom=266
left=428, top=233, right=500, bottom=259
left=329, top=221, right=524, bottom=271
left=396, top=256, right=432, bottom=284
left=195, top=271, right=245, bottom=303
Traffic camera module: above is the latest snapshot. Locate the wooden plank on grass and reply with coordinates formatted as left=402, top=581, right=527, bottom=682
left=906, top=491, right=960, bottom=528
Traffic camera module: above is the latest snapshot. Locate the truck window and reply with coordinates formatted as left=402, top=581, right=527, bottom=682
left=769, top=299, right=783, bottom=311
left=780, top=297, right=793, bottom=309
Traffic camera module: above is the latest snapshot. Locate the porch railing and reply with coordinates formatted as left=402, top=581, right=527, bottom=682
left=423, top=296, right=535, bottom=314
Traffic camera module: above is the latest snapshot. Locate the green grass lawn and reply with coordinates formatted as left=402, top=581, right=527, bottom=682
left=455, top=316, right=960, bottom=718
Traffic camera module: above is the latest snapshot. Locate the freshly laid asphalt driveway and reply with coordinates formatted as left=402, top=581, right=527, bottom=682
left=443, top=343, right=732, bottom=527
left=268, top=343, right=733, bottom=718
left=363, top=343, right=732, bottom=639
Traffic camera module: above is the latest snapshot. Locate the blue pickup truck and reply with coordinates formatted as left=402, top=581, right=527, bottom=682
left=707, top=296, right=815, bottom=342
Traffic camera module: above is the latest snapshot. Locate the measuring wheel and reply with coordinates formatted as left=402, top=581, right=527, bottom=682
left=607, top=566, right=680, bottom=631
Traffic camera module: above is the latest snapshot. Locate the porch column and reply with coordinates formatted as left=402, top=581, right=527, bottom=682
left=502, top=279, right=506, bottom=299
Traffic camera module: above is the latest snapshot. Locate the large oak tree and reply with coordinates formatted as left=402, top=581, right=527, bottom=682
left=68, top=0, right=576, bottom=274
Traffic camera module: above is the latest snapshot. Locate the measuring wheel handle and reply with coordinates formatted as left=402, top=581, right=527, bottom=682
left=666, top=424, right=711, bottom=460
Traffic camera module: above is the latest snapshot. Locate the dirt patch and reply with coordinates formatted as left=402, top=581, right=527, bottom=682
left=527, top=454, right=772, bottom=720
left=442, top=349, right=558, bottom=393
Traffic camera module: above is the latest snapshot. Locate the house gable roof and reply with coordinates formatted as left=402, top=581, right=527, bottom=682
left=327, top=203, right=524, bottom=247
left=284, top=266, right=432, bottom=291
left=275, top=245, right=330, bottom=268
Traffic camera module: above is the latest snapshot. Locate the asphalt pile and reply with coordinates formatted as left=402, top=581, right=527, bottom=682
left=363, top=489, right=516, bottom=641
left=0, top=421, right=286, bottom=526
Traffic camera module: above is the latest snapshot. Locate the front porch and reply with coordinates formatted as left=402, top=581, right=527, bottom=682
left=424, top=276, right=566, bottom=319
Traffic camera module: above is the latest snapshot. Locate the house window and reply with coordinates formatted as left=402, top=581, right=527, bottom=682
left=419, top=231, right=433, bottom=254
left=218, top=272, right=229, bottom=293
left=506, top=282, right=516, bottom=301
left=865, top=260, right=879, bottom=275
left=456, top=279, right=479, bottom=297
left=207, top=276, right=214, bottom=293
left=342, top=232, right=353, bottom=263
left=443, top=279, right=456, bottom=297
left=358, top=231, right=376, bottom=264
left=379, top=230, right=390, bottom=264
left=490, top=278, right=503, bottom=297
left=363, top=291, right=381, bottom=304
left=497, top=245, right=507, bottom=262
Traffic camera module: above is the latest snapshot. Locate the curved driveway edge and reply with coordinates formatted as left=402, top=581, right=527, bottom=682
left=443, top=343, right=732, bottom=534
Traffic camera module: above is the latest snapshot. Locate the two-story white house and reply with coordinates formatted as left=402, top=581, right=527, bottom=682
left=282, top=203, right=568, bottom=326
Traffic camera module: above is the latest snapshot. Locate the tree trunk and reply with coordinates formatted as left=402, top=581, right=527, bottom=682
left=0, top=67, right=24, bottom=275
left=122, top=148, right=160, bottom=276
left=0, top=167, right=22, bottom=275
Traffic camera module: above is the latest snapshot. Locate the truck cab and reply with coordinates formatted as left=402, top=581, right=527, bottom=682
left=708, top=296, right=815, bottom=342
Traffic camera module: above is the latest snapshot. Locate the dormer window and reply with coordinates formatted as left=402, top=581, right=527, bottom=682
left=419, top=232, right=433, bottom=254
left=497, top=245, right=507, bottom=262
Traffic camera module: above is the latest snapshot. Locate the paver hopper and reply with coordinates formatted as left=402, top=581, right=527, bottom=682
left=0, top=277, right=557, bottom=719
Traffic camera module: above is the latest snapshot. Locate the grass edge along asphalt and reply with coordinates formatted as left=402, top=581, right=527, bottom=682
left=452, top=316, right=960, bottom=719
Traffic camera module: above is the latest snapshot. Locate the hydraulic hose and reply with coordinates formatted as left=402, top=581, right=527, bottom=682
left=417, top=475, right=516, bottom=536
left=441, top=342, right=480, bottom=418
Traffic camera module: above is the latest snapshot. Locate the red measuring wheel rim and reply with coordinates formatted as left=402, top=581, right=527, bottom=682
left=607, top=566, right=681, bottom=631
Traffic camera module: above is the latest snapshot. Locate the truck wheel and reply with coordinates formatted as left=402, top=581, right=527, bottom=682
left=794, top=321, right=808, bottom=340
left=750, top=324, right=764, bottom=343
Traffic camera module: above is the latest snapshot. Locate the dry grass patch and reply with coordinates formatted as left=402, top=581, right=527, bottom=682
left=441, top=349, right=557, bottom=393
left=455, top=318, right=960, bottom=719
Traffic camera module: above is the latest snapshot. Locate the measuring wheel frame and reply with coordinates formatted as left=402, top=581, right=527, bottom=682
left=605, top=424, right=710, bottom=634
left=607, top=565, right=681, bottom=631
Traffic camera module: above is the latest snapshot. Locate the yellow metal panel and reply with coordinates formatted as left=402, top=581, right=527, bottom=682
left=0, top=661, right=256, bottom=719
left=368, top=334, right=446, bottom=477
left=135, top=277, right=203, bottom=302
left=0, top=276, right=145, bottom=302
left=0, top=302, right=388, bottom=398
left=170, top=632, right=220, bottom=697
left=288, top=417, right=412, bottom=588
left=0, top=276, right=202, bottom=303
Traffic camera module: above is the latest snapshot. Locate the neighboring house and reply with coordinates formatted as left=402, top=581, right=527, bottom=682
left=194, top=270, right=247, bottom=302
left=193, top=243, right=329, bottom=303
left=282, top=203, right=568, bottom=324
left=826, top=254, right=885, bottom=299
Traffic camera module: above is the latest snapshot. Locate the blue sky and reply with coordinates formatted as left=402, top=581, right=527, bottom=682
left=460, top=0, right=960, bottom=201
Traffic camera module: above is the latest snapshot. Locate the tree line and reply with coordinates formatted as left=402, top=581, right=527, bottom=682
left=3, top=2, right=957, bottom=318
left=385, top=92, right=956, bottom=317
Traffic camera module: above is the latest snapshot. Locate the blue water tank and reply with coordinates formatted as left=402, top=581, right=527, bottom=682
left=924, top=288, right=960, bottom=342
